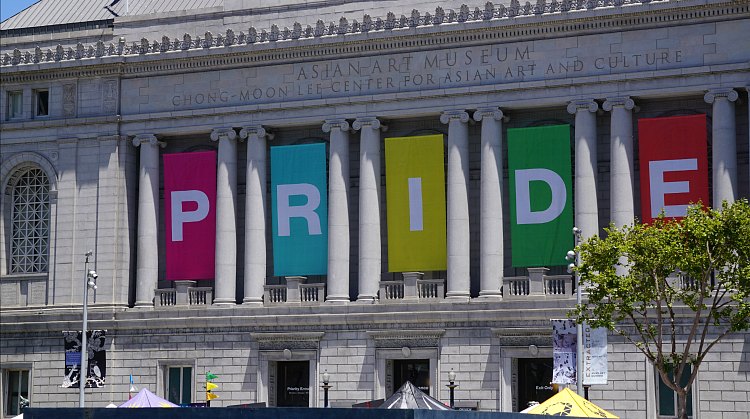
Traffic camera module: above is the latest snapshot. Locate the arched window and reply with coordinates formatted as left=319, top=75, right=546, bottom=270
left=9, top=167, right=50, bottom=274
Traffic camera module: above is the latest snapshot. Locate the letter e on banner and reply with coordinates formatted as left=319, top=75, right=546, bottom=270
left=638, top=115, right=708, bottom=223
left=164, top=151, right=217, bottom=280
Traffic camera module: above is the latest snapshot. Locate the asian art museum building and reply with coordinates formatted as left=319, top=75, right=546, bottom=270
left=0, top=0, right=749, bottom=416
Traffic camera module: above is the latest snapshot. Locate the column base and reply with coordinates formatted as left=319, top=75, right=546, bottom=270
left=477, top=291, right=503, bottom=300
left=212, top=298, right=236, bottom=306
left=443, top=292, right=470, bottom=302
left=242, top=298, right=264, bottom=306
left=133, top=301, right=154, bottom=308
left=354, top=295, right=377, bottom=304
left=325, top=295, right=350, bottom=304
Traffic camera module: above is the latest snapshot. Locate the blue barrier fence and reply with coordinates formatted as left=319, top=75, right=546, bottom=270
left=23, top=407, right=588, bottom=419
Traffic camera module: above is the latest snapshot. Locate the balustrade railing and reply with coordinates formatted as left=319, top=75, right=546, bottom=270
left=380, top=281, right=405, bottom=300
left=188, top=287, right=212, bottom=305
left=300, top=283, right=325, bottom=304
left=417, top=279, right=445, bottom=299
left=155, top=288, right=177, bottom=307
left=264, top=285, right=287, bottom=305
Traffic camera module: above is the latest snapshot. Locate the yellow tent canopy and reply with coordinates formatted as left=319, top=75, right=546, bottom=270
left=524, top=388, right=619, bottom=418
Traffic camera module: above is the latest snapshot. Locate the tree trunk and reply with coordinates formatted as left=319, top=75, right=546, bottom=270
left=676, top=388, right=689, bottom=419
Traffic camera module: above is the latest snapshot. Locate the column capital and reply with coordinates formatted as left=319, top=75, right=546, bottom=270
left=440, top=110, right=470, bottom=124
left=567, top=99, right=598, bottom=114
left=473, top=107, right=504, bottom=122
left=239, top=125, right=273, bottom=140
left=704, top=88, right=739, bottom=104
left=352, top=117, right=386, bottom=131
left=602, top=96, right=635, bottom=112
left=322, top=119, right=350, bottom=133
left=210, top=127, right=238, bottom=142
left=131, top=134, right=165, bottom=148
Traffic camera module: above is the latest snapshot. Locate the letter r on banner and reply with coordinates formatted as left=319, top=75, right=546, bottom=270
left=276, top=183, right=322, bottom=236
left=171, top=190, right=210, bottom=241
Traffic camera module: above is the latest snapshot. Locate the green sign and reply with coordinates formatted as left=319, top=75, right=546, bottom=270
left=508, top=125, right=573, bottom=267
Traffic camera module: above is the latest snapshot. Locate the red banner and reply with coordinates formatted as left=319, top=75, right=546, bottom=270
left=164, top=151, right=217, bottom=280
left=638, top=114, right=708, bottom=223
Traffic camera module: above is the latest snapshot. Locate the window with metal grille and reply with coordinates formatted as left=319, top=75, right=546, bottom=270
left=10, top=167, right=50, bottom=274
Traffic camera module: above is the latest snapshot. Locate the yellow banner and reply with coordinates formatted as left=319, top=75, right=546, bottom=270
left=385, top=135, right=447, bottom=272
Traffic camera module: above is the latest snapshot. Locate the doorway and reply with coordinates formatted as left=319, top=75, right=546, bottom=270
left=392, top=359, right=430, bottom=395
left=275, top=361, right=310, bottom=407
left=516, top=357, right=554, bottom=411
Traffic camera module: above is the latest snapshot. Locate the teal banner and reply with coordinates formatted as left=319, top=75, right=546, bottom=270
left=271, top=143, right=328, bottom=276
left=508, top=125, right=573, bottom=267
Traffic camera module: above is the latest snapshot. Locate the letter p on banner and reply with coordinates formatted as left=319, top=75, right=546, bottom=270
left=638, top=114, right=708, bottom=223
left=164, top=151, right=217, bottom=280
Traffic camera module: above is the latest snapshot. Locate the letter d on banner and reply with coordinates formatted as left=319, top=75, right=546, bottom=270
left=508, top=125, right=573, bottom=267
left=271, top=143, right=328, bottom=276
left=164, top=151, right=217, bottom=280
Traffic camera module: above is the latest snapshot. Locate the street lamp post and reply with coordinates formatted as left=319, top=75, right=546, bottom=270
left=566, top=227, right=584, bottom=397
left=321, top=370, right=331, bottom=408
left=446, top=369, right=458, bottom=408
left=79, top=251, right=97, bottom=408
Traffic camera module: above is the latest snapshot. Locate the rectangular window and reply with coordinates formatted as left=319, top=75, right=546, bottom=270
left=657, top=365, right=693, bottom=418
left=35, top=90, right=49, bottom=117
left=166, top=366, right=192, bottom=405
left=4, top=369, right=30, bottom=416
left=8, top=91, right=23, bottom=119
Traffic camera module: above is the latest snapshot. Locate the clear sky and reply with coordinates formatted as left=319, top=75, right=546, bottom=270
left=1, top=0, right=39, bottom=22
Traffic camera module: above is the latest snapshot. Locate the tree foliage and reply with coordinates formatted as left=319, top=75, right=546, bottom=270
left=571, top=200, right=750, bottom=419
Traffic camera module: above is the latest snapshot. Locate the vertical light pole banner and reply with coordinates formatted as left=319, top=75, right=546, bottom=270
left=583, top=324, right=608, bottom=385
left=508, top=125, right=573, bottom=267
left=385, top=135, right=447, bottom=272
left=62, top=330, right=107, bottom=388
left=163, top=151, right=217, bottom=280
left=638, top=114, right=709, bottom=223
left=552, top=319, right=577, bottom=385
left=271, top=143, right=328, bottom=276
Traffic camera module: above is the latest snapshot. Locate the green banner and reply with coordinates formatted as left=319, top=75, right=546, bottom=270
left=385, top=135, right=447, bottom=272
left=508, top=125, right=573, bottom=267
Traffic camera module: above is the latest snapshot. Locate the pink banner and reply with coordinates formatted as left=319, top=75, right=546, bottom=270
left=164, top=151, right=217, bottom=280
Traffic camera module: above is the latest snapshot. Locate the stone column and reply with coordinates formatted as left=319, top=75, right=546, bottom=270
left=567, top=100, right=599, bottom=239
left=705, top=88, right=739, bottom=207
left=132, top=134, right=164, bottom=308
left=239, top=125, right=272, bottom=305
left=352, top=117, right=384, bottom=303
left=474, top=107, right=504, bottom=299
left=440, top=110, right=471, bottom=301
left=322, top=119, right=351, bottom=304
left=210, top=128, right=238, bottom=305
left=603, top=97, right=636, bottom=228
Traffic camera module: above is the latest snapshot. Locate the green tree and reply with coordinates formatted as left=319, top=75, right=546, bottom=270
left=571, top=200, right=750, bottom=419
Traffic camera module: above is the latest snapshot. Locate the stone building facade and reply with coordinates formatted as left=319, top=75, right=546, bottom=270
left=1, top=0, right=749, bottom=417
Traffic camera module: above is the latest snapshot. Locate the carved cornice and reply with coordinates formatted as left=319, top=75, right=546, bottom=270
left=602, top=96, right=635, bottom=111
left=566, top=99, right=599, bottom=114
left=209, top=127, right=238, bottom=142
left=131, top=134, right=165, bottom=148
left=473, top=107, right=504, bottom=122
left=440, top=110, right=470, bottom=124
left=1, top=0, right=743, bottom=84
left=239, top=125, right=273, bottom=140
left=367, top=329, right=446, bottom=348
left=704, top=88, right=739, bottom=104
left=322, top=119, right=350, bottom=133
left=491, top=327, right=552, bottom=347
left=250, top=331, right=325, bottom=350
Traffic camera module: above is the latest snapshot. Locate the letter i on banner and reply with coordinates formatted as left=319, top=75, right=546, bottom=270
left=164, top=151, right=217, bottom=280
left=508, top=125, right=573, bottom=267
left=385, top=135, right=447, bottom=272
left=271, top=143, right=328, bottom=276
left=638, top=114, right=709, bottom=223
